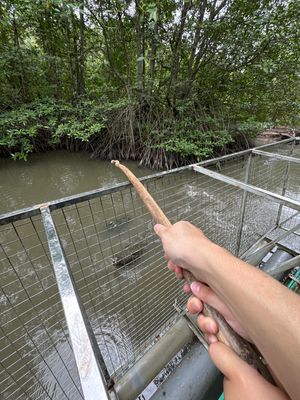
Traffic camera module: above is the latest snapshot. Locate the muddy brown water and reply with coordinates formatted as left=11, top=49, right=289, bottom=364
left=0, top=150, right=153, bottom=214
left=0, top=144, right=299, bottom=400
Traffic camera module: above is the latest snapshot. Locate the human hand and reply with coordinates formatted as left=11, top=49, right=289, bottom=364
left=154, top=221, right=249, bottom=339
left=186, top=281, right=251, bottom=342
left=154, top=221, right=223, bottom=283
left=209, top=342, right=289, bottom=400
left=188, top=283, right=289, bottom=399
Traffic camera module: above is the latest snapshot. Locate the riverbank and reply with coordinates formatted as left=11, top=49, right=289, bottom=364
left=256, top=126, right=300, bottom=142
left=0, top=99, right=262, bottom=170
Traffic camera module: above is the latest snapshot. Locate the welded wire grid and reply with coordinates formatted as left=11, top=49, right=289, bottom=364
left=238, top=191, right=282, bottom=256
left=0, top=217, right=83, bottom=400
left=49, top=166, right=278, bottom=380
left=210, top=149, right=299, bottom=255
left=49, top=170, right=215, bottom=380
left=249, top=154, right=291, bottom=195
left=238, top=152, right=285, bottom=255
left=211, top=153, right=250, bottom=181
left=278, top=145, right=300, bottom=231
left=250, top=144, right=300, bottom=236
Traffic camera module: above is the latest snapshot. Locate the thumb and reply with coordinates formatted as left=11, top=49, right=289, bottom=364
left=154, top=224, right=167, bottom=237
left=209, top=342, right=251, bottom=380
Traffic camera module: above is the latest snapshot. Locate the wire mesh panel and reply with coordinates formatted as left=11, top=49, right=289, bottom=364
left=49, top=164, right=284, bottom=381
left=50, top=172, right=199, bottom=380
left=280, top=143, right=300, bottom=212
left=0, top=216, right=83, bottom=400
left=251, top=144, right=300, bottom=233
left=210, top=154, right=250, bottom=181
left=238, top=192, right=281, bottom=256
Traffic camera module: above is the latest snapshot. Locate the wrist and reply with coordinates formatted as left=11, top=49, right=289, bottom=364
left=204, top=244, right=239, bottom=288
left=184, top=239, right=225, bottom=283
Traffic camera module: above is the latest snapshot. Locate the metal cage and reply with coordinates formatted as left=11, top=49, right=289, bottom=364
left=1, top=137, right=300, bottom=400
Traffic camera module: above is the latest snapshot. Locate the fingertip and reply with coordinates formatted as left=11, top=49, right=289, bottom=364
left=208, top=342, right=249, bottom=380
left=167, top=260, right=175, bottom=271
left=208, top=341, right=223, bottom=359
left=154, top=224, right=165, bottom=236
left=187, top=296, right=203, bottom=314
left=175, top=266, right=183, bottom=279
left=190, top=281, right=202, bottom=296
left=208, top=342, right=230, bottom=375
left=183, top=282, right=191, bottom=293
left=197, top=314, right=218, bottom=334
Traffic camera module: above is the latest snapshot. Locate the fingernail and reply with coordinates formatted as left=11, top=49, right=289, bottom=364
left=190, top=281, right=201, bottom=294
left=153, top=224, right=161, bottom=234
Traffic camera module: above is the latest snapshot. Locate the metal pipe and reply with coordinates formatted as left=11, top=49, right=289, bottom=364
left=268, top=255, right=300, bottom=278
left=245, top=221, right=300, bottom=266
left=151, top=342, right=223, bottom=400
left=278, top=225, right=300, bottom=237
left=114, top=318, right=195, bottom=400
left=261, top=249, right=293, bottom=280
left=241, top=211, right=300, bottom=260
left=236, top=153, right=253, bottom=255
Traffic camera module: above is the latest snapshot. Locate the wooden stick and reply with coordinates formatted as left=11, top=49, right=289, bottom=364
left=111, top=160, right=274, bottom=383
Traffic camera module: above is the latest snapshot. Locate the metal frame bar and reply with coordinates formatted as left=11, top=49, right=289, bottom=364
left=40, top=206, right=111, bottom=400
left=275, top=140, right=296, bottom=225
left=279, top=226, right=300, bottom=238
left=236, top=153, right=253, bottom=254
left=264, top=237, right=299, bottom=257
left=192, top=165, right=300, bottom=212
left=0, top=137, right=295, bottom=225
left=252, top=149, right=300, bottom=164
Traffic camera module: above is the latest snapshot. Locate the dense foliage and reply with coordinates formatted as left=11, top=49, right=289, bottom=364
left=0, top=0, right=299, bottom=167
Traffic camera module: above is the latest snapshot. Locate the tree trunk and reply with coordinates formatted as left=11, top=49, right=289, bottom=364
left=148, top=5, right=159, bottom=99
left=78, top=0, right=85, bottom=96
left=64, top=15, right=77, bottom=97
left=71, top=13, right=80, bottom=98
left=117, top=10, right=132, bottom=97
left=12, top=10, right=27, bottom=101
left=167, top=1, right=191, bottom=110
left=135, top=0, right=145, bottom=101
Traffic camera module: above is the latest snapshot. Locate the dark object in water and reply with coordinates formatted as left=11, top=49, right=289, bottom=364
left=112, top=239, right=148, bottom=267
left=106, top=216, right=130, bottom=230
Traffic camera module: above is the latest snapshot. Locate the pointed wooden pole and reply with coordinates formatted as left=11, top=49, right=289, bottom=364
left=112, top=160, right=274, bottom=384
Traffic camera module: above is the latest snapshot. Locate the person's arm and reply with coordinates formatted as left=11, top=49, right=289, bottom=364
left=154, top=222, right=300, bottom=400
